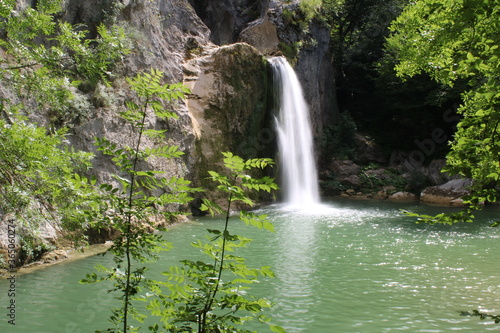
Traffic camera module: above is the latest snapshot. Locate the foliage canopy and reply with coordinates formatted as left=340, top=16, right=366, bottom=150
left=387, top=0, right=500, bottom=220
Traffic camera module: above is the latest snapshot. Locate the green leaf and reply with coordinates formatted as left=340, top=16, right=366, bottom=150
left=270, top=324, right=287, bottom=333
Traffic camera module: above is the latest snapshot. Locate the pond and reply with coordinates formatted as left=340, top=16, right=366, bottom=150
left=1, top=199, right=499, bottom=332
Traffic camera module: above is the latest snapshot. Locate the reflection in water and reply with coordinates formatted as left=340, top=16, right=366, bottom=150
left=272, top=206, right=320, bottom=331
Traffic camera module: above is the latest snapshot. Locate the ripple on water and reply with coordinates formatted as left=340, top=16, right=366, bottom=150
left=3, top=200, right=500, bottom=333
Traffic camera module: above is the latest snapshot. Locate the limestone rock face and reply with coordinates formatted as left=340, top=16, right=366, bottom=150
left=0, top=211, right=59, bottom=268
left=183, top=43, right=273, bottom=187
left=294, top=21, right=337, bottom=141
left=268, top=2, right=338, bottom=141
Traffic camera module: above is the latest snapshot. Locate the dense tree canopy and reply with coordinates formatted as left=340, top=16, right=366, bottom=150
left=387, top=0, right=500, bottom=214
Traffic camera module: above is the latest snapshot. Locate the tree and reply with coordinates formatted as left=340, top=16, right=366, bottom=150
left=386, top=0, right=500, bottom=222
left=79, top=69, right=197, bottom=333
left=0, top=114, right=93, bottom=263
left=80, top=71, right=284, bottom=333
left=0, top=0, right=129, bottom=264
left=0, top=0, right=130, bottom=127
left=153, top=152, right=282, bottom=332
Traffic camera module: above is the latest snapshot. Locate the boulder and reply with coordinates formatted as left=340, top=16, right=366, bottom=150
left=328, top=159, right=361, bottom=178
left=41, top=250, right=68, bottom=263
left=389, top=191, right=418, bottom=202
left=238, top=16, right=280, bottom=54
left=420, top=179, right=472, bottom=206
left=340, top=175, right=362, bottom=190
left=373, top=190, right=389, bottom=200
left=427, top=159, right=457, bottom=185
left=365, top=168, right=392, bottom=181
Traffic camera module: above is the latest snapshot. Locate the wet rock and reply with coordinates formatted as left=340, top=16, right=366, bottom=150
left=420, top=179, right=472, bottom=206
left=41, top=250, right=68, bottom=263
left=269, top=1, right=338, bottom=140
left=373, top=190, right=389, bottom=200
left=389, top=191, right=418, bottom=202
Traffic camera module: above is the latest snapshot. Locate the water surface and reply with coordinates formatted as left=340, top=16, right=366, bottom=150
left=1, top=199, right=499, bottom=332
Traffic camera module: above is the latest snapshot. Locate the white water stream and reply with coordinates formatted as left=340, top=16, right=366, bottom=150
left=270, top=57, right=320, bottom=206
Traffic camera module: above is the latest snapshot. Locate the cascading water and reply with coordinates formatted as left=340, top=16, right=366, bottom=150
left=270, top=57, right=320, bottom=206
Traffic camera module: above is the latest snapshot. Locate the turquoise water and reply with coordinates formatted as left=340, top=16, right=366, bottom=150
left=1, top=199, right=500, bottom=332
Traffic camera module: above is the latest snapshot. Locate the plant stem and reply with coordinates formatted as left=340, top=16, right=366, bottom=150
left=200, top=175, right=237, bottom=332
left=123, top=97, right=149, bottom=333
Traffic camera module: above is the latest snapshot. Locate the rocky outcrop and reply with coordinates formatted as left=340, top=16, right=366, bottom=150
left=328, top=160, right=361, bottom=178
left=294, top=20, right=337, bottom=139
left=390, top=152, right=456, bottom=186
left=189, top=0, right=339, bottom=143
left=189, top=0, right=269, bottom=45
left=1, top=0, right=281, bottom=266
left=388, top=191, right=418, bottom=202
left=183, top=43, right=273, bottom=190
left=0, top=210, right=60, bottom=268
left=238, top=16, right=280, bottom=54
left=420, top=179, right=472, bottom=207
left=269, top=2, right=338, bottom=141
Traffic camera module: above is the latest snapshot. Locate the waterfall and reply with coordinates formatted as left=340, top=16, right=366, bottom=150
left=270, top=57, right=320, bottom=206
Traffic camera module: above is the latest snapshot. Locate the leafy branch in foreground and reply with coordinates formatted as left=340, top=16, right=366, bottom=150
left=147, top=152, right=285, bottom=333
left=79, top=69, right=199, bottom=333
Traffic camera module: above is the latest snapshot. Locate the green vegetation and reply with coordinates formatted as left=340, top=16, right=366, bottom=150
left=386, top=0, right=500, bottom=322
left=0, top=115, right=93, bottom=263
left=78, top=69, right=197, bottom=333
left=151, top=152, right=281, bottom=332
left=0, top=0, right=129, bottom=127
left=75, top=70, right=283, bottom=332
left=3, top=0, right=500, bottom=329
left=0, top=0, right=129, bottom=263
left=0, top=2, right=284, bottom=332
left=387, top=0, right=500, bottom=223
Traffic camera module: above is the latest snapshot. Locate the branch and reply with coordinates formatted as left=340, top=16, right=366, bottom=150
left=1, top=62, right=40, bottom=70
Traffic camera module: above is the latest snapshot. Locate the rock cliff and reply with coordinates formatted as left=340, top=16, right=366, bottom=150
left=64, top=0, right=336, bottom=189
left=1, top=0, right=341, bottom=264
